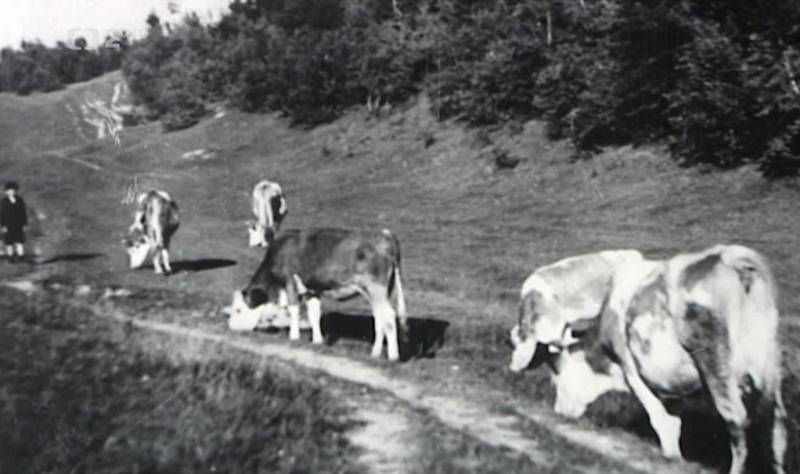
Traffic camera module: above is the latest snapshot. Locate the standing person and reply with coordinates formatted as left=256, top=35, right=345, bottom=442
left=0, top=181, right=28, bottom=262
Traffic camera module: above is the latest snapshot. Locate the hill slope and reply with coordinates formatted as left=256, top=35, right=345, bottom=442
left=2, top=72, right=799, bottom=473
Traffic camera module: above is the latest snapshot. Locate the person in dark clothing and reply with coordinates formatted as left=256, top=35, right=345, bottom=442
left=1, top=181, right=28, bottom=262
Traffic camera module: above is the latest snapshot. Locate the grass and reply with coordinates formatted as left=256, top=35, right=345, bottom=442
left=2, top=73, right=800, bottom=472
left=0, top=286, right=363, bottom=474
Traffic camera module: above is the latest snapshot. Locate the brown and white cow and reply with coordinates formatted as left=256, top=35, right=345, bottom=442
left=228, top=227, right=407, bottom=360
left=123, top=190, right=180, bottom=275
left=525, top=245, right=787, bottom=474
left=509, top=249, right=644, bottom=372
left=248, top=180, right=287, bottom=248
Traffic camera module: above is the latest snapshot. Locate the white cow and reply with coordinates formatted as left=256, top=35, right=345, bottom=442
left=248, top=180, right=287, bottom=248
left=529, top=245, right=787, bottom=474
left=124, top=190, right=179, bottom=275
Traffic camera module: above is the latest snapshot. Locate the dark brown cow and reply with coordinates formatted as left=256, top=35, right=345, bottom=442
left=229, top=227, right=407, bottom=360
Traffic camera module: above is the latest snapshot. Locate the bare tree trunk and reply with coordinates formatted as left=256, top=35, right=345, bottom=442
left=579, top=0, right=586, bottom=9
left=392, top=0, right=402, bottom=17
left=546, top=11, right=552, bottom=46
left=784, top=56, right=800, bottom=95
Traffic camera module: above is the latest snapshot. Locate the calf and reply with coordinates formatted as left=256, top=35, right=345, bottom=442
left=228, top=227, right=407, bottom=360
left=123, top=190, right=180, bottom=275
left=248, top=180, right=287, bottom=247
left=539, top=245, right=787, bottom=474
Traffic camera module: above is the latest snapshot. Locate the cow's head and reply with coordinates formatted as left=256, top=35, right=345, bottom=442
left=227, top=289, right=291, bottom=330
left=510, top=302, right=628, bottom=417
left=123, top=230, right=154, bottom=269
left=509, top=288, right=580, bottom=371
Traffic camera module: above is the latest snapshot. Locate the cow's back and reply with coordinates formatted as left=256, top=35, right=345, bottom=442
left=534, top=249, right=642, bottom=314
left=262, top=228, right=397, bottom=291
left=144, top=191, right=179, bottom=235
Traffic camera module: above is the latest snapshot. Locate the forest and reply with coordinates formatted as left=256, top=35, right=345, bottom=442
left=4, top=0, right=800, bottom=177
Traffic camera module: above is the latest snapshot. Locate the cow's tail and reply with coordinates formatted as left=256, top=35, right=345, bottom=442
left=382, top=228, right=407, bottom=340
left=720, top=245, right=787, bottom=470
left=382, top=229, right=407, bottom=319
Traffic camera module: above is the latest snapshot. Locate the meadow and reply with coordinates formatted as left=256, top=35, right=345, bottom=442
left=1, top=72, right=799, bottom=472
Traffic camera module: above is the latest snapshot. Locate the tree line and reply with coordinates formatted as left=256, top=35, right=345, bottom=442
left=0, top=36, right=127, bottom=95
left=7, top=1, right=800, bottom=177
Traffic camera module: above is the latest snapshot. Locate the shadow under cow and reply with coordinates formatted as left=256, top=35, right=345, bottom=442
left=318, top=311, right=450, bottom=360
left=39, top=252, right=105, bottom=264
left=169, top=258, right=237, bottom=273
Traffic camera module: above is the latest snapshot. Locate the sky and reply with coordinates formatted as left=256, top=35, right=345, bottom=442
left=0, top=0, right=234, bottom=49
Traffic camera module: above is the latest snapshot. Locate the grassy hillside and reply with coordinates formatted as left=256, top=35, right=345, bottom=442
left=0, top=285, right=363, bottom=474
left=2, top=72, right=799, bottom=472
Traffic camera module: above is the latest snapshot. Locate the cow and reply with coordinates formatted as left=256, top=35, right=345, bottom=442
left=508, top=249, right=644, bottom=372
left=524, top=245, right=788, bottom=474
left=228, top=227, right=407, bottom=360
left=123, top=190, right=180, bottom=275
left=248, top=180, right=287, bottom=248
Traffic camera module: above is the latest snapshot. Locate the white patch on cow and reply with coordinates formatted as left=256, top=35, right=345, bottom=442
left=126, top=239, right=153, bottom=269
left=288, top=304, right=301, bottom=341
left=277, top=289, right=289, bottom=307
left=552, top=351, right=629, bottom=419
left=520, top=272, right=551, bottom=300
left=228, top=291, right=261, bottom=331
left=247, top=224, right=265, bottom=247
left=628, top=311, right=700, bottom=395
left=293, top=274, right=308, bottom=295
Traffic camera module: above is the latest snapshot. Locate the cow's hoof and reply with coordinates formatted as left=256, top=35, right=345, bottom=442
left=660, top=448, right=682, bottom=460
left=311, top=336, right=324, bottom=345
left=289, top=332, right=301, bottom=342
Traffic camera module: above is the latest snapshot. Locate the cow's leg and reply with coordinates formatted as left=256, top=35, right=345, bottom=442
left=369, top=291, right=398, bottom=360
left=152, top=247, right=164, bottom=274
left=704, top=373, right=748, bottom=474
left=623, top=356, right=683, bottom=458
left=307, top=297, right=324, bottom=344
left=771, top=388, right=788, bottom=474
left=161, top=248, right=172, bottom=274
left=285, top=283, right=302, bottom=342
left=370, top=312, right=385, bottom=358
left=680, top=305, right=748, bottom=474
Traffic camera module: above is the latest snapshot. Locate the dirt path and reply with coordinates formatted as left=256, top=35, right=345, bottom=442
left=97, top=307, right=697, bottom=474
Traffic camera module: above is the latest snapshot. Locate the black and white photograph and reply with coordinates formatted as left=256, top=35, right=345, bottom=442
left=0, top=1, right=797, bottom=473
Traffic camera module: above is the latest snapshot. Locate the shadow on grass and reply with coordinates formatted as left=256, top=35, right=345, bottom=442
left=319, top=311, right=449, bottom=360
left=170, top=258, right=237, bottom=273
left=584, top=387, right=787, bottom=472
left=38, top=252, right=105, bottom=264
